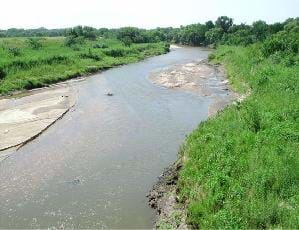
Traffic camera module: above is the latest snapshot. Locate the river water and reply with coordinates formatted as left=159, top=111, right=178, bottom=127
left=0, top=47, right=212, bottom=228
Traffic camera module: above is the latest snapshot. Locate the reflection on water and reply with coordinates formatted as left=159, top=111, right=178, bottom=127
left=0, top=47, right=212, bottom=228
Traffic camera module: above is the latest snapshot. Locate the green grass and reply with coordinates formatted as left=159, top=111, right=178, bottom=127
left=0, top=37, right=169, bottom=95
left=178, top=45, right=299, bottom=228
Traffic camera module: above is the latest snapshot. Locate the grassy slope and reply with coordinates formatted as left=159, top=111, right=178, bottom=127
left=0, top=37, right=168, bottom=95
left=178, top=45, right=299, bottom=228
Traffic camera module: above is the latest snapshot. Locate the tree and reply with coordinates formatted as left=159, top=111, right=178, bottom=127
left=252, top=20, right=269, bottom=41
left=205, top=27, right=223, bottom=44
left=117, top=27, right=148, bottom=44
left=65, top=26, right=97, bottom=40
left=215, top=16, right=233, bottom=32
left=180, top=24, right=208, bottom=45
left=205, top=20, right=215, bottom=30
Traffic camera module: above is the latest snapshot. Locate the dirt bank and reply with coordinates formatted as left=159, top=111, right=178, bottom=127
left=0, top=84, right=76, bottom=159
left=148, top=60, right=240, bottom=228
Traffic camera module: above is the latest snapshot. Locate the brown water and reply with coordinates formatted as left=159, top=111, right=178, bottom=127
left=0, top=47, right=226, bottom=228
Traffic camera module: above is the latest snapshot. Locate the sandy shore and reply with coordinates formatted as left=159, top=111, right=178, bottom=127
left=149, top=60, right=238, bottom=117
left=0, top=85, right=76, bottom=156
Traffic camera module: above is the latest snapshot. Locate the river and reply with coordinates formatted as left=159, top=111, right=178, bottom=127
left=0, top=47, right=212, bottom=228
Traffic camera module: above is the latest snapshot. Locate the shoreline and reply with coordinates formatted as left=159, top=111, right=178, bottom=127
left=0, top=46, right=172, bottom=160
left=0, top=84, right=76, bottom=160
left=148, top=59, right=241, bottom=228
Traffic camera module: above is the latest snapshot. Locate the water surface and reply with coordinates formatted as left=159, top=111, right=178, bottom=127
left=0, top=47, right=212, bottom=228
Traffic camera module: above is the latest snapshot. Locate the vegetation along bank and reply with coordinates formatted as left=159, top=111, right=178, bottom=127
left=1, top=16, right=298, bottom=228
left=0, top=34, right=169, bottom=95
left=153, top=18, right=299, bottom=229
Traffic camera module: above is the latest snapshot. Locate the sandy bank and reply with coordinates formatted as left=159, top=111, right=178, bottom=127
left=0, top=85, right=76, bottom=155
left=149, top=60, right=237, bottom=117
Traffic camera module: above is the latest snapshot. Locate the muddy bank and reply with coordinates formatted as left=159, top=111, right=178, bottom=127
left=148, top=60, right=239, bottom=228
left=148, top=159, right=189, bottom=229
left=0, top=84, right=76, bottom=158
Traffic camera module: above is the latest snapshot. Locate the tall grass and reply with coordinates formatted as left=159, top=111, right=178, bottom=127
left=0, top=37, right=168, bottom=94
left=178, top=45, right=299, bottom=228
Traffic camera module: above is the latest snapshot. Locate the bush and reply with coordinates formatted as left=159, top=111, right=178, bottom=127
left=79, top=49, right=101, bottom=61
left=65, top=26, right=97, bottom=40
left=0, top=68, right=6, bottom=80
left=64, top=36, right=85, bottom=47
left=262, top=31, right=298, bottom=57
left=8, top=47, right=21, bottom=56
left=93, top=43, right=108, bottom=49
left=103, top=48, right=126, bottom=57
left=26, top=38, right=43, bottom=49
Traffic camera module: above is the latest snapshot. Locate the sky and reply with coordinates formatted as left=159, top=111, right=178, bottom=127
left=0, top=0, right=298, bottom=29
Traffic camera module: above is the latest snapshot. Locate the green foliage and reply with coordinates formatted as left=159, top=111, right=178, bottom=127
left=64, top=35, right=85, bottom=47
left=205, top=28, right=223, bottom=45
left=79, top=49, right=101, bottom=61
left=93, top=43, right=108, bottom=49
left=103, top=48, right=126, bottom=57
left=178, top=41, right=299, bottom=228
left=65, top=26, right=97, bottom=40
left=252, top=20, right=269, bottom=41
left=0, top=37, right=168, bottom=94
left=8, top=47, right=22, bottom=56
left=0, top=27, right=65, bottom=37
left=116, top=27, right=149, bottom=44
left=179, top=24, right=208, bottom=45
left=215, top=16, right=233, bottom=32
left=2, top=17, right=297, bottom=49
left=0, top=68, right=6, bottom=80
left=26, top=37, right=43, bottom=49
left=262, top=22, right=299, bottom=58
left=64, top=26, right=97, bottom=48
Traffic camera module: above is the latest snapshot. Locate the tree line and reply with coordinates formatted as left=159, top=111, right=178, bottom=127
left=1, top=16, right=298, bottom=49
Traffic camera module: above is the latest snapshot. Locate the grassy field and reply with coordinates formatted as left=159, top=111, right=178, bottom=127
left=0, top=37, right=169, bottom=95
left=177, top=45, right=299, bottom=228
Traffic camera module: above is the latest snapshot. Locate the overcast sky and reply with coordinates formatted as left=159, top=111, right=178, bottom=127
left=1, top=0, right=298, bottom=29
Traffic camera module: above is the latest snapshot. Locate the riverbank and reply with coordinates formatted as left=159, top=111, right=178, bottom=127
left=0, top=39, right=169, bottom=159
left=0, top=37, right=169, bottom=95
left=0, top=83, right=76, bottom=160
left=151, top=44, right=299, bottom=228
left=148, top=58, right=239, bottom=228
left=0, top=46, right=214, bottom=229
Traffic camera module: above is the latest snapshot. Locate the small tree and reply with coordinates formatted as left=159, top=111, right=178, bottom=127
left=215, top=16, right=233, bottom=33
left=252, top=20, right=269, bottom=41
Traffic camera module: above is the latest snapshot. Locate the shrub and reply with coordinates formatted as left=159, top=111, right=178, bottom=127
left=79, top=49, right=101, bottom=61
left=205, top=27, right=224, bottom=45
left=26, top=38, right=43, bottom=49
left=8, top=47, right=21, bottom=56
left=103, top=48, right=125, bottom=57
left=164, top=43, right=170, bottom=52
left=24, top=79, right=44, bottom=89
left=0, top=68, right=6, bottom=80
left=93, top=43, right=108, bottom=49
left=64, top=35, right=85, bottom=47
left=265, top=34, right=298, bottom=55
left=65, top=26, right=97, bottom=40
